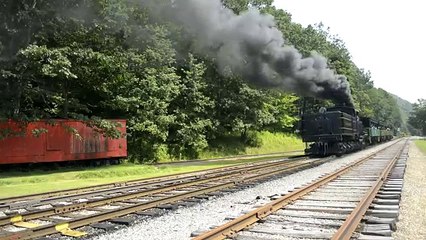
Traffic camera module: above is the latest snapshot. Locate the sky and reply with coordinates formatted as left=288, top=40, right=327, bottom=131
left=273, top=0, right=425, bottom=103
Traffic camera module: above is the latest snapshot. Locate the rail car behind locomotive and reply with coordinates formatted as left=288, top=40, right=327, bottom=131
left=0, top=120, right=127, bottom=164
left=300, top=106, right=392, bottom=156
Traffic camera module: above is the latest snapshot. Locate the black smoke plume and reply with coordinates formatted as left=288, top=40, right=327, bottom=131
left=139, top=0, right=354, bottom=106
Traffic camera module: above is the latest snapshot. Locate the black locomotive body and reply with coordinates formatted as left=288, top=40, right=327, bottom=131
left=300, top=106, right=365, bottom=156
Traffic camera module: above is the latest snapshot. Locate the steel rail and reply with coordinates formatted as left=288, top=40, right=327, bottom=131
left=0, top=159, right=312, bottom=227
left=153, top=150, right=304, bottom=165
left=0, top=153, right=302, bottom=204
left=0, top=159, right=323, bottom=240
left=0, top=154, right=302, bottom=205
left=192, top=139, right=404, bottom=240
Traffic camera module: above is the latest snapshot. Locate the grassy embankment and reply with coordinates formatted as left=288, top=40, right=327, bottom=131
left=414, top=139, right=426, bottom=154
left=198, top=131, right=304, bottom=159
left=0, top=132, right=303, bottom=198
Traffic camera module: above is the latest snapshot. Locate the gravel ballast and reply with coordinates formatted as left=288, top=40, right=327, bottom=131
left=92, top=141, right=398, bottom=240
left=393, top=141, right=426, bottom=239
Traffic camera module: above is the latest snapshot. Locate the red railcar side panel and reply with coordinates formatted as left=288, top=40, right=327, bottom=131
left=0, top=120, right=127, bottom=164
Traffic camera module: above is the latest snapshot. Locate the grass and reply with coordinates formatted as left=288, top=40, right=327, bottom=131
left=0, top=131, right=304, bottom=198
left=246, top=131, right=304, bottom=154
left=0, top=164, right=208, bottom=198
left=199, top=131, right=304, bottom=159
left=414, top=139, right=426, bottom=154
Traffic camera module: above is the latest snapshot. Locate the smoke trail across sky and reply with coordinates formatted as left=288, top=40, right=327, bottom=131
left=140, top=0, right=354, bottom=106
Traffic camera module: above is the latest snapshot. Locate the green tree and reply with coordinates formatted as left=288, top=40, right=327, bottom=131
left=409, top=99, right=426, bottom=135
left=167, top=54, right=213, bottom=159
left=222, top=0, right=273, bottom=13
left=0, top=0, right=407, bottom=162
left=263, top=91, right=299, bottom=132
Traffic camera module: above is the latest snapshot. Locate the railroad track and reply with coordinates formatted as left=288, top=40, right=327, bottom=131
left=193, top=139, right=408, bottom=240
left=0, top=156, right=324, bottom=240
left=0, top=154, right=307, bottom=211
left=0, top=151, right=304, bottom=207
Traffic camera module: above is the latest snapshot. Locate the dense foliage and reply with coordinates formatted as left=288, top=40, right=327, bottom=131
left=0, top=0, right=407, bottom=161
left=409, top=99, right=426, bottom=135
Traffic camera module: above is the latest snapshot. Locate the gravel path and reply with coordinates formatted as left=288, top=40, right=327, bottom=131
left=393, top=141, right=426, bottom=239
left=92, top=141, right=397, bottom=240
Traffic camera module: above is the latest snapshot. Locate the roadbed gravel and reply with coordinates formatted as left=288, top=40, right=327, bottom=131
left=393, top=140, right=426, bottom=239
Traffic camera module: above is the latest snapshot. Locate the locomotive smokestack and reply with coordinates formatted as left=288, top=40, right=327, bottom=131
left=139, top=0, right=354, bottom=106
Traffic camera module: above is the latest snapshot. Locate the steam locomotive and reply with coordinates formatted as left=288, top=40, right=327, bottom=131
left=300, top=105, right=393, bottom=156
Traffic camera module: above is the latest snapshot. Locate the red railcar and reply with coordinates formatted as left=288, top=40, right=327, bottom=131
left=0, top=120, right=127, bottom=164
